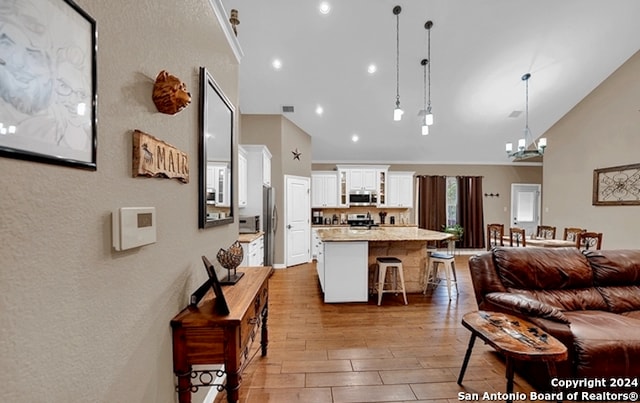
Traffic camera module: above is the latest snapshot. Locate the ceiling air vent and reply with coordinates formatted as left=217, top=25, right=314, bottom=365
left=508, top=110, right=522, bottom=118
left=282, top=105, right=294, bottom=113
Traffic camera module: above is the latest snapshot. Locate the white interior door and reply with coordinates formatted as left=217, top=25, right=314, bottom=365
left=510, top=183, right=541, bottom=236
left=285, top=175, right=310, bottom=266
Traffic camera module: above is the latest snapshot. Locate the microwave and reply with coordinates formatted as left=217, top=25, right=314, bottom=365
left=348, top=191, right=377, bottom=206
left=239, top=215, right=260, bottom=233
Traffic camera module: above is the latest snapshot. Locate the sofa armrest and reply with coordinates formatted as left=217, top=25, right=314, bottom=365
left=485, top=292, right=570, bottom=324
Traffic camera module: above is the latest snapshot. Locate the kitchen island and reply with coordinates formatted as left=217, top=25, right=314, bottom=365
left=315, top=226, right=453, bottom=303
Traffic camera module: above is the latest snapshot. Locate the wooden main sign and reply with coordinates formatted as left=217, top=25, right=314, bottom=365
left=132, top=130, right=189, bottom=183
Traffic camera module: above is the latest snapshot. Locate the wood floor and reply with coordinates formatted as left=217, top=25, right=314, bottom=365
left=216, top=254, right=540, bottom=402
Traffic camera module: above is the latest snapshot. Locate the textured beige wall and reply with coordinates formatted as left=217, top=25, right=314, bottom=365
left=0, top=1, right=239, bottom=402
left=313, top=163, right=542, bottom=228
left=542, top=50, right=640, bottom=248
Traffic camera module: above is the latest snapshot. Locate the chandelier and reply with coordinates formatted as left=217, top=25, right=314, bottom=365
left=506, top=73, right=546, bottom=160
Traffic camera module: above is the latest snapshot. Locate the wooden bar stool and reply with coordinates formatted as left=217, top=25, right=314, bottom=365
left=376, top=257, right=407, bottom=306
left=424, top=252, right=458, bottom=300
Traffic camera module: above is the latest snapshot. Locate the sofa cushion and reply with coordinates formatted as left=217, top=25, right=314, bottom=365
left=502, top=288, right=608, bottom=312
left=492, top=247, right=608, bottom=311
left=564, top=311, right=640, bottom=378
left=587, top=250, right=640, bottom=313
left=485, top=292, right=570, bottom=323
left=493, top=247, right=593, bottom=289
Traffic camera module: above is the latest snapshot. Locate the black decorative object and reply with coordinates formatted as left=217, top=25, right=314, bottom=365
left=216, top=241, right=244, bottom=285
left=201, top=256, right=230, bottom=315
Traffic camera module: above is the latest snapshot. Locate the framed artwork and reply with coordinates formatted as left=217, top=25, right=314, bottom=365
left=0, top=0, right=97, bottom=170
left=592, top=163, right=640, bottom=206
left=201, top=256, right=230, bottom=315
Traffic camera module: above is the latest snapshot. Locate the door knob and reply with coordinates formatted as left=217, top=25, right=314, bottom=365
left=287, top=224, right=292, bottom=229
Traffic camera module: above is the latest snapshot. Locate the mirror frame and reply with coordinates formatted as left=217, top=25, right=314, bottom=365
left=198, top=67, right=235, bottom=228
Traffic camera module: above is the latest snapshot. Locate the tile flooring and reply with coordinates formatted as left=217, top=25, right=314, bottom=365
left=215, top=253, right=542, bottom=402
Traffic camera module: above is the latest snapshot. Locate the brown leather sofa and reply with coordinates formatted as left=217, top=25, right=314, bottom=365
left=469, top=247, right=640, bottom=393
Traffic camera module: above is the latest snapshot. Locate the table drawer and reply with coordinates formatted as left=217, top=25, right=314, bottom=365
left=239, top=281, right=269, bottom=352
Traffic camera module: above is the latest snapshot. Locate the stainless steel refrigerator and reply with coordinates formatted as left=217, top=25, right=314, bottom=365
left=262, top=185, right=277, bottom=266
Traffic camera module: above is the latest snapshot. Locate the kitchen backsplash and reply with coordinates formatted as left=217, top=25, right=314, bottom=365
left=312, top=207, right=413, bottom=225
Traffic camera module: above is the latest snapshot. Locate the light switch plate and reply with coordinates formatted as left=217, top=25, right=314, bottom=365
left=112, top=207, right=157, bottom=251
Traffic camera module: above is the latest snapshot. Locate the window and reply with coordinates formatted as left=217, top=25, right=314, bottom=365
left=446, top=176, right=458, bottom=226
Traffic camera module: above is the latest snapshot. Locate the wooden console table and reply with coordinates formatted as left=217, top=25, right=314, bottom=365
left=171, top=267, right=273, bottom=403
left=458, top=311, right=567, bottom=403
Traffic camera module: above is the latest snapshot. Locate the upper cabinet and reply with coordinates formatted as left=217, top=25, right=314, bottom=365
left=387, top=172, right=415, bottom=208
left=240, top=144, right=273, bottom=218
left=262, top=149, right=272, bottom=186
left=348, top=168, right=377, bottom=191
left=238, top=147, right=248, bottom=208
left=242, top=145, right=272, bottom=186
left=335, top=165, right=389, bottom=208
left=311, top=171, right=339, bottom=208
left=206, top=162, right=231, bottom=207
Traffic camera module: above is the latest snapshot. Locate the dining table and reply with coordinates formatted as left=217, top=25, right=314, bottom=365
left=502, top=236, right=576, bottom=248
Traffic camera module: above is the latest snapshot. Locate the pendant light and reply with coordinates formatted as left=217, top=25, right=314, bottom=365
left=505, top=73, right=547, bottom=160
left=419, top=58, right=429, bottom=135
left=393, top=6, right=403, bottom=121
left=424, top=20, right=433, bottom=126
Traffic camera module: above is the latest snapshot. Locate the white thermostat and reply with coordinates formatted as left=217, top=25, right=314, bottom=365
left=112, top=207, right=157, bottom=251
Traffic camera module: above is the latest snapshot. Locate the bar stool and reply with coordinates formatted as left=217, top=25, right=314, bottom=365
left=424, top=252, right=459, bottom=300
left=376, top=257, right=407, bottom=306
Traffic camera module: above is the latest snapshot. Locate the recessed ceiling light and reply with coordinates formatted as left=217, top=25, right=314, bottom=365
left=367, top=64, right=377, bottom=74
left=316, top=105, right=324, bottom=115
left=351, top=134, right=359, bottom=142
left=272, top=59, right=282, bottom=70
left=319, top=2, right=331, bottom=14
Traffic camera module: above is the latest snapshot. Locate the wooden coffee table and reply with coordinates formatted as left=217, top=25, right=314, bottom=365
left=458, top=311, right=568, bottom=403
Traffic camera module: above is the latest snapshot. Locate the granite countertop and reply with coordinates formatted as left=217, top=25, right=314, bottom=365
left=238, top=231, right=264, bottom=243
left=316, top=226, right=453, bottom=242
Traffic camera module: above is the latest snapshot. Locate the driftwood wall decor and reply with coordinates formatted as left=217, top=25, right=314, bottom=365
left=133, top=130, right=189, bottom=183
left=152, top=70, right=191, bottom=115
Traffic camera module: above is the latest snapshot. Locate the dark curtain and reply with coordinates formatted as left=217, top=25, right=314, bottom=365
left=417, top=175, right=446, bottom=231
left=457, top=176, right=485, bottom=248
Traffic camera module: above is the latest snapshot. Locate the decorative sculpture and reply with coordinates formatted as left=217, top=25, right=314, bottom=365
left=152, top=70, right=191, bottom=115
left=216, top=240, right=244, bottom=285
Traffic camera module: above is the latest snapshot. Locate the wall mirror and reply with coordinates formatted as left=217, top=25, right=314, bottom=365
left=199, top=67, right=234, bottom=228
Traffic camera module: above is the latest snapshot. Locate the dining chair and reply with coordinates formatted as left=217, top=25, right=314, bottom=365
left=536, top=225, right=556, bottom=239
left=563, top=227, right=585, bottom=242
left=576, top=231, right=603, bottom=251
left=486, top=223, right=504, bottom=250
left=509, top=227, right=527, bottom=247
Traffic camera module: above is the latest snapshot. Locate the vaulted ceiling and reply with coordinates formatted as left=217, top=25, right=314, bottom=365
left=222, top=0, right=640, bottom=164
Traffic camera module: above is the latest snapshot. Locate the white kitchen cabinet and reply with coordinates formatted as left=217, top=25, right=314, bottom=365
left=262, top=149, right=271, bottom=186
left=312, top=229, right=325, bottom=290
left=241, top=145, right=272, bottom=220
left=335, top=166, right=390, bottom=205
left=311, top=171, right=339, bottom=208
left=238, top=147, right=248, bottom=208
left=240, top=234, right=264, bottom=266
left=387, top=171, right=415, bottom=208
left=206, top=162, right=230, bottom=206
left=338, top=169, right=349, bottom=207
left=321, top=241, right=368, bottom=303
left=348, top=168, right=377, bottom=191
